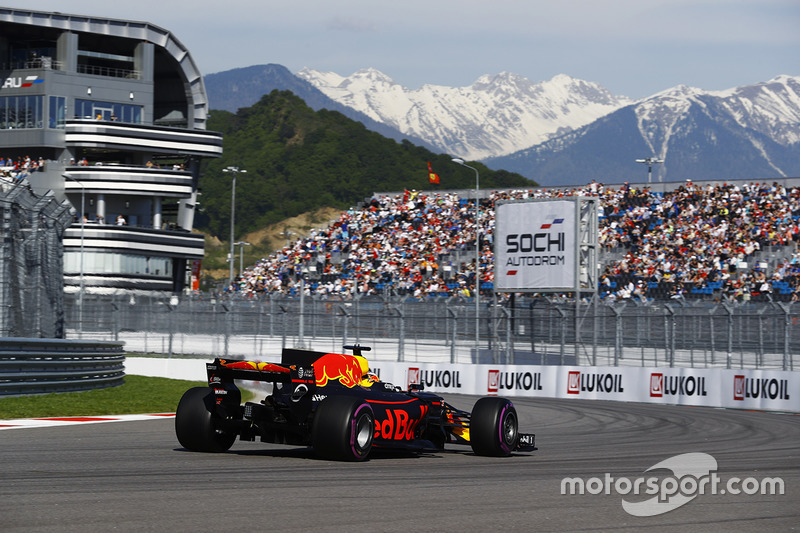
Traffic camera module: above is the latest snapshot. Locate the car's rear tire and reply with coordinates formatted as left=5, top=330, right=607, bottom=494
left=470, top=397, right=519, bottom=457
left=175, top=387, right=237, bottom=452
left=312, top=395, right=374, bottom=461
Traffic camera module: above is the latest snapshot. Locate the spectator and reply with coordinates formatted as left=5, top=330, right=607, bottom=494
left=225, top=180, right=800, bottom=302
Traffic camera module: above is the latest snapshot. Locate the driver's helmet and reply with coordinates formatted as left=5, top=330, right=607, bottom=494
left=360, top=371, right=380, bottom=387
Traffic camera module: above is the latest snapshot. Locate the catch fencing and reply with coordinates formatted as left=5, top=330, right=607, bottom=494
left=0, top=179, right=73, bottom=338
left=64, top=293, right=796, bottom=371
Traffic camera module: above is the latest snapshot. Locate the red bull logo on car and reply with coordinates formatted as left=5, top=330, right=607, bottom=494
left=314, top=353, right=369, bottom=388
left=373, top=405, right=428, bottom=441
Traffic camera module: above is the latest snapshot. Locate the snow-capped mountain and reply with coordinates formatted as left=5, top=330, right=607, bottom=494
left=204, top=64, right=438, bottom=151
left=296, top=68, right=633, bottom=161
left=206, top=64, right=800, bottom=185
left=488, top=75, right=800, bottom=184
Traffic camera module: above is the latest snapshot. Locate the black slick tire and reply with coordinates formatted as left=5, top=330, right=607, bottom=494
left=175, top=387, right=237, bottom=452
left=312, top=395, right=374, bottom=461
left=469, top=397, right=519, bottom=457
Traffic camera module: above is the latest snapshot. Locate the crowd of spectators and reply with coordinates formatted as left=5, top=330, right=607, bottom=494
left=0, top=155, right=45, bottom=182
left=228, top=179, right=800, bottom=303
left=232, top=190, right=481, bottom=298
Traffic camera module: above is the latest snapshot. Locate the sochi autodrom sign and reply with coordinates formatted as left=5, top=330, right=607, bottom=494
left=494, top=199, right=576, bottom=291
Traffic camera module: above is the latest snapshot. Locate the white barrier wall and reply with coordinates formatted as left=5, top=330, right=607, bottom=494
left=125, top=358, right=798, bottom=413
left=125, top=357, right=210, bottom=382
left=369, top=363, right=798, bottom=413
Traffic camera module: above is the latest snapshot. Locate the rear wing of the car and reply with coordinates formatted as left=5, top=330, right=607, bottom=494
left=204, top=352, right=320, bottom=422
left=205, top=352, right=319, bottom=412
left=206, top=359, right=291, bottom=383
left=205, top=347, right=336, bottom=384
left=206, top=346, right=371, bottom=390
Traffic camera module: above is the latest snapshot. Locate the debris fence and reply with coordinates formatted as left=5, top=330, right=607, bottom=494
left=63, top=293, right=796, bottom=371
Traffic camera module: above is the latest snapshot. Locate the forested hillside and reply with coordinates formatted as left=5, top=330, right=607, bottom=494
left=196, top=90, right=534, bottom=240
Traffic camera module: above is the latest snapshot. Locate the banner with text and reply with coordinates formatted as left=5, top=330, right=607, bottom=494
left=368, top=362, right=798, bottom=413
left=126, top=358, right=797, bottom=413
left=494, top=199, right=576, bottom=291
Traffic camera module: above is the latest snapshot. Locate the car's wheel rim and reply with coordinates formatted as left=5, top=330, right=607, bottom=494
left=502, top=411, right=518, bottom=445
left=351, top=404, right=374, bottom=456
left=355, top=416, right=372, bottom=449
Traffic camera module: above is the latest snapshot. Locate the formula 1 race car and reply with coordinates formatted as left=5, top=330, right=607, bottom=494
left=175, top=345, right=535, bottom=461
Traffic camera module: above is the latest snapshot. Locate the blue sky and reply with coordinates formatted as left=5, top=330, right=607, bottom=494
left=22, top=0, right=800, bottom=99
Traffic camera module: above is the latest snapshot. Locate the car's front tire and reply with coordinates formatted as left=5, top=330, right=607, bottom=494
left=175, top=387, right=237, bottom=452
left=469, top=397, right=519, bottom=456
left=312, top=395, right=374, bottom=461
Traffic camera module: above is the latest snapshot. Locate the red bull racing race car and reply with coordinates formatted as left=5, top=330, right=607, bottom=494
left=175, top=345, right=535, bottom=461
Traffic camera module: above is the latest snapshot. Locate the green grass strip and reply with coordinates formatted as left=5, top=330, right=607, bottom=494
left=0, top=375, right=225, bottom=419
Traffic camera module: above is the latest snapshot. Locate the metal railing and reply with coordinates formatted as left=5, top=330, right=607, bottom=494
left=0, top=59, right=62, bottom=70
left=63, top=293, right=797, bottom=371
left=77, top=64, right=140, bottom=79
left=0, top=338, right=125, bottom=396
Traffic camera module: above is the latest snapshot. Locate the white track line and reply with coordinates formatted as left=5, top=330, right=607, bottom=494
left=0, top=413, right=175, bottom=430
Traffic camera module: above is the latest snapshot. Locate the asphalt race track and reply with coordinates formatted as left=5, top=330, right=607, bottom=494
left=3, top=396, right=798, bottom=532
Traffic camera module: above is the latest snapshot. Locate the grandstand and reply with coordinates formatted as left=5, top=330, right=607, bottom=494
left=228, top=177, right=800, bottom=303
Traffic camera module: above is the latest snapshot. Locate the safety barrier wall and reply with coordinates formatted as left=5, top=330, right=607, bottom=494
left=372, top=363, right=799, bottom=413
left=0, top=338, right=125, bottom=396
left=126, top=357, right=798, bottom=413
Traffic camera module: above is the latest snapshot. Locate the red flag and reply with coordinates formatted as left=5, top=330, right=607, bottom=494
left=427, top=161, right=440, bottom=184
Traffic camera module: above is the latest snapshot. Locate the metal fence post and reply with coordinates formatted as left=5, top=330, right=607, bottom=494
left=611, top=302, right=626, bottom=367
left=254, top=301, right=263, bottom=358
left=502, top=307, right=513, bottom=364
left=297, top=279, right=306, bottom=349
left=354, top=294, right=362, bottom=346
left=269, top=292, right=278, bottom=337
left=757, top=305, right=768, bottom=368
left=167, top=296, right=176, bottom=359
left=280, top=304, right=288, bottom=352
left=447, top=307, right=458, bottom=364
left=592, top=294, right=598, bottom=366
left=311, top=294, right=319, bottom=341
left=111, top=301, right=119, bottom=342
left=337, top=304, right=350, bottom=350
left=556, top=306, right=567, bottom=366
left=393, top=304, right=405, bottom=362
left=222, top=301, right=230, bottom=357
left=487, top=299, right=496, bottom=363
left=708, top=307, right=717, bottom=366
left=664, top=305, right=675, bottom=368
left=722, top=302, right=734, bottom=369
left=777, top=302, right=791, bottom=371
left=528, top=301, right=538, bottom=358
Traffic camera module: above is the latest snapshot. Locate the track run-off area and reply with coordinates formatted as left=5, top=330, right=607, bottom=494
left=2, top=396, right=798, bottom=532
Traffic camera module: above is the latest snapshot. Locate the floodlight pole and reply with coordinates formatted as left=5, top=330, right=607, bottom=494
left=223, top=166, right=246, bottom=287
left=452, top=158, right=481, bottom=351
left=635, top=156, right=664, bottom=184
